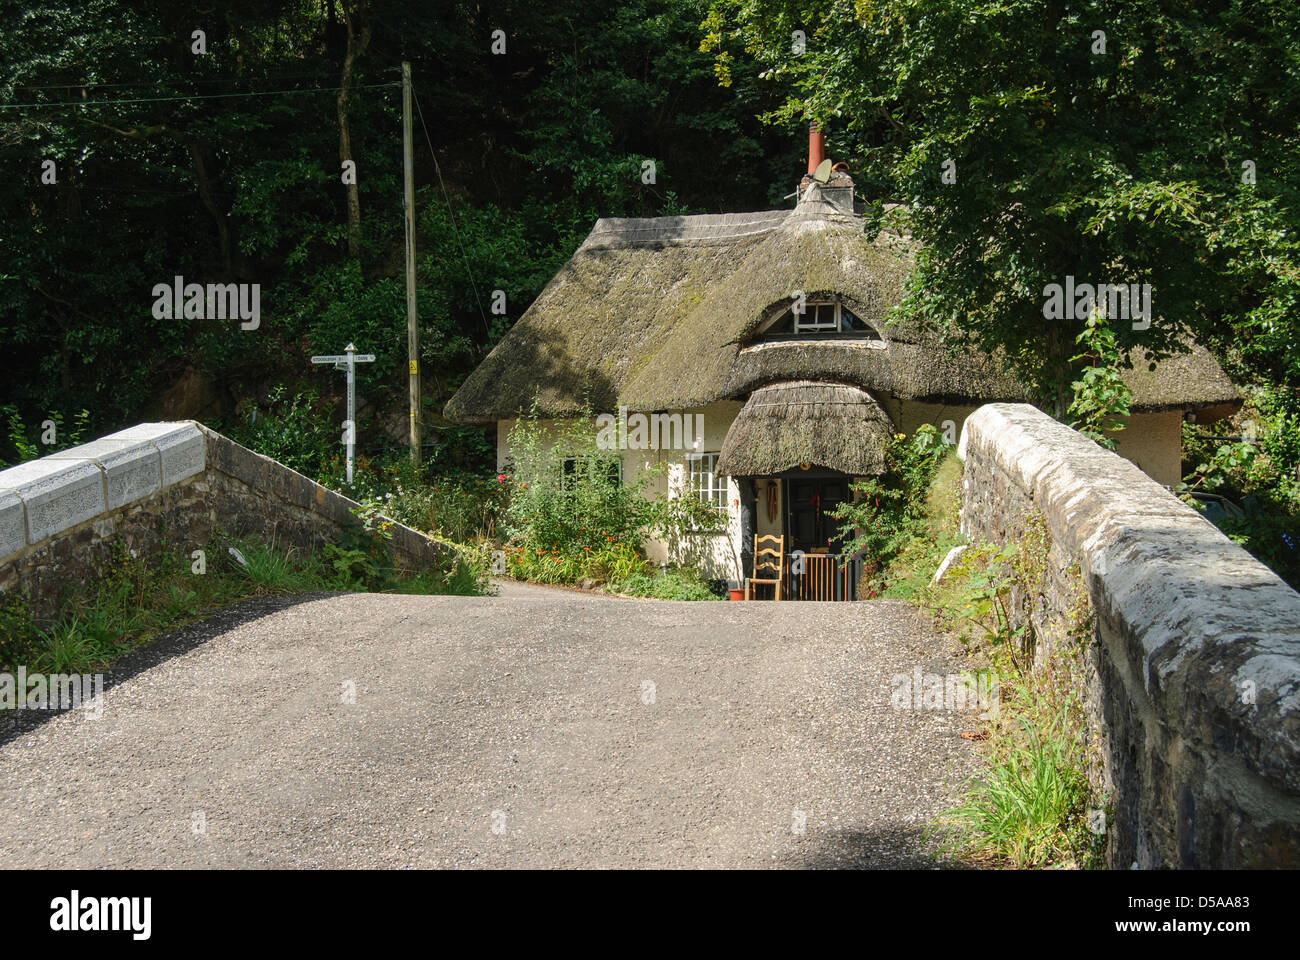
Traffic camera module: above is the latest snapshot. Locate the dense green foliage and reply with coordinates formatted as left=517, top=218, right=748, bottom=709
left=1181, top=393, right=1300, bottom=588
left=504, top=408, right=659, bottom=556
left=706, top=0, right=1300, bottom=591
left=6, top=0, right=1300, bottom=594
left=224, top=386, right=339, bottom=478
left=500, top=407, right=721, bottom=592
left=363, top=472, right=509, bottom=546
left=0, top=0, right=798, bottom=461
left=0, top=404, right=91, bottom=467
left=1067, top=309, right=1132, bottom=450
left=704, top=0, right=1300, bottom=410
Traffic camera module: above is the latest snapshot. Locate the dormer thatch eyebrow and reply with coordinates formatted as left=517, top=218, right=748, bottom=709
left=751, top=294, right=885, bottom=343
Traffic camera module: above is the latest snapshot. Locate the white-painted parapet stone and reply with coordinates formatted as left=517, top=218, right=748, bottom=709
left=0, top=422, right=205, bottom=563
left=0, top=457, right=106, bottom=546
left=48, top=438, right=163, bottom=511
left=0, top=491, right=25, bottom=558
left=103, top=423, right=205, bottom=487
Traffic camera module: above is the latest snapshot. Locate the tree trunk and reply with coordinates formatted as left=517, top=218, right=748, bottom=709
left=189, top=142, right=232, bottom=274
left=337, top=1, right=370, bottom=261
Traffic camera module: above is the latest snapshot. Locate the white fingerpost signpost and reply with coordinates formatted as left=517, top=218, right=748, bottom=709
left=311, top=343, right=375, bottom=483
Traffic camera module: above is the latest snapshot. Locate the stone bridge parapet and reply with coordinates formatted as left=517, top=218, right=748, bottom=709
left=0, top=422, right=451, bottom=622
left=959, top=403, right=1300, bottom=868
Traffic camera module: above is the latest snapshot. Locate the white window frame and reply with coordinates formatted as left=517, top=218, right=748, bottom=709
left=686, top=452, right=728, bottom=521
left=793, top=300, right=861, bottom=333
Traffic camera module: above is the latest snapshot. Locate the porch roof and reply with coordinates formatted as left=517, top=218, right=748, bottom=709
left=717, top=380, right=893, bottom=477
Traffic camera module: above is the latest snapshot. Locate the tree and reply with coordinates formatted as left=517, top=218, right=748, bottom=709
left=0, top=0, right=792, bottom=457
left=702, top=0, right=1300, bottom=410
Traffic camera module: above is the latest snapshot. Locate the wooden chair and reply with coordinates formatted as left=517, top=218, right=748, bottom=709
left=746, top=534, right=785, bottom=600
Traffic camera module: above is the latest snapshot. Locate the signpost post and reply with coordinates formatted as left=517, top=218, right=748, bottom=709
left=310, top=343, right=375, bottom=483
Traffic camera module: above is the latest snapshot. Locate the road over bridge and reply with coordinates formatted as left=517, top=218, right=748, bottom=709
left=0, top=586, right=980, bottom=869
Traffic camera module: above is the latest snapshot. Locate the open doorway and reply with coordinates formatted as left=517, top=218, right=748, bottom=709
left=785, top=473, right=851, bottom=554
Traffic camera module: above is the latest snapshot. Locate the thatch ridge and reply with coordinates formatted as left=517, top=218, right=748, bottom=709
left=444, top=208, right=1239, bottom=423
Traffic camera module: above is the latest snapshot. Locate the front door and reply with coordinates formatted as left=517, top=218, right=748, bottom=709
left=785, top=475, right=851, bottom=554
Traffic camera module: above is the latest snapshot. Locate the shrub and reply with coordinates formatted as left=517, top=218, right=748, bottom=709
left=367, top=473, right=508, bottom=545
left=829, top=424, right=955, bottom=589
left=0, top=406, right=91, bottom=467
left=496, top=403, right=726, bottom=588
left=1067, top=308, right=1132, bottom=450
left=1181, top=386, right=1300, bottom=589
left=503, top=402, right=654, bottom=555
left=612, top=568, right=723, bottom=601
left=581, top=541, right=651, bottom=583
left=225, top=386, right=338, bottom=480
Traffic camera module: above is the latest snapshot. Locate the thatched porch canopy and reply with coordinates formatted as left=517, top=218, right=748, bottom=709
left=717, top=381, right=893, bottom=477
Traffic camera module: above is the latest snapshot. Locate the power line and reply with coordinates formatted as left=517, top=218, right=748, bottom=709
left=9, top=73, right=339, bottom=91
left=411, top=82, right=491, bottom=340
left=0, top=81, right=398, bottom=110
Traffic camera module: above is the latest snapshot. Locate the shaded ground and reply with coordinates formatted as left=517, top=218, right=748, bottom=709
left=0, top=587, right=983, bottom=868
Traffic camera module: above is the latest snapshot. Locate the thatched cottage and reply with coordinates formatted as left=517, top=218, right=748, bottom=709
left=446, top=131, right=1239, bottom=596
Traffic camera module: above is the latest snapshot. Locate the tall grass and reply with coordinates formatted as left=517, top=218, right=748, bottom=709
left=934, top=713, right=1094, bottom=867
left=234, top=538, right=321, bottom=593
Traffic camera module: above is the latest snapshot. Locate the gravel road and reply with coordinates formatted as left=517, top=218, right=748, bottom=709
left=0, top=586, right=983, bottom=868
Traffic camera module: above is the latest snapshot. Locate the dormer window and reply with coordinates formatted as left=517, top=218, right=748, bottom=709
left=757, top=296, right=883, bottom=342
left=794, top=302, right=840, bottom=332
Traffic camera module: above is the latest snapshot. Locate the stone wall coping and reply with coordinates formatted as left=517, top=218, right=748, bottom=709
left=0, top=455, right=108, bottom=548
left=0, top=422, right=204, bottom=560
left=959, top=403, right=1300, bottom=796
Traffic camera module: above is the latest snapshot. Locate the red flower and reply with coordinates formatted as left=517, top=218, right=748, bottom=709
left=497, top=473, right=506, bottom=483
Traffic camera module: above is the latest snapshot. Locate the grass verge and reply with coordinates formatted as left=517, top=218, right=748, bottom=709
left=0, top=530, right=489, bottom=678
left=610, top=568, right=724, bottom=600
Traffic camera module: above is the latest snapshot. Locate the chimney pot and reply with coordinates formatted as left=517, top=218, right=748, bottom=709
left=807, top=122, right=825, bottom=175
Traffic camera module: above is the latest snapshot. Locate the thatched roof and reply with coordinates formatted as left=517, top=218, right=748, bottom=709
left=717, top=381, right=893, bottom=476
left=445, top=208, right=1238, bottom=423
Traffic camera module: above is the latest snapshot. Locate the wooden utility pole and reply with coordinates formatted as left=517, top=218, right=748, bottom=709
left=402, top=61, right=421, bottom=465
